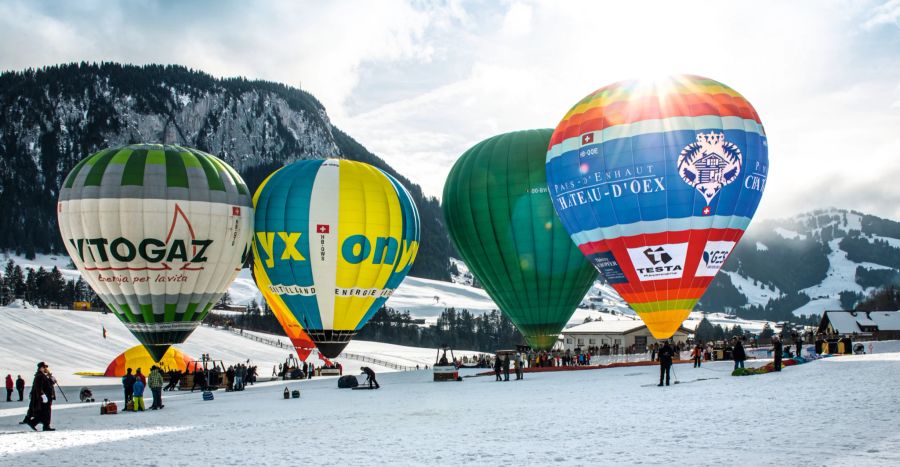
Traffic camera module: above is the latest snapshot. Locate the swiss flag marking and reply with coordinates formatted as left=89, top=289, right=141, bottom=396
left=232, top=206, right=241, bottom=216
left=317, top=224, right=330, bottom=234
left=582, top=133, right=594, bottom=145
left=702, top=206, right=711, bottom=216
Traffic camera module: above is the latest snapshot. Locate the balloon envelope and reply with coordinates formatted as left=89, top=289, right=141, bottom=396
left=546, top=75, right=768, bottom=338
left=252, top=159, right=420, bottom=358
left=104, top=345, right=197, bottom=377
left=443, top=130, right=598, bottom=349
left=58, top=144, right=253, bottom=361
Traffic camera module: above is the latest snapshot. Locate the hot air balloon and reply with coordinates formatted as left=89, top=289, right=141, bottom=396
left=58, top=144, right=253, bottom=361
left=443, top=130, right=599, bottom=349
left=545, top=75, right=768, bottom=339
left=252, top=159, right=419, bottom=358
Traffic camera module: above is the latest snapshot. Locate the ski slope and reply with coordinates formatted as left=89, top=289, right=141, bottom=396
left=1, top=348, right=899, bottom=464
left=0, top=307, right=471, bottom=387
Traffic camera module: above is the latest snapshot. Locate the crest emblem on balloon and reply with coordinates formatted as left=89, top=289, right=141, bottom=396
left=677, top=132, right=743, bottom=206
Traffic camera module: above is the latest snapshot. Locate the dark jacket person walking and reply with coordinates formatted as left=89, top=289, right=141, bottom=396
left=658, top=342, right=674, bottom=386
left=26, top=362, right=55, bottom=431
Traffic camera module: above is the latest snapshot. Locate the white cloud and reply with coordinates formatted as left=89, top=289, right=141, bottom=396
left=864, top=0, right=900, bottom=28
left=1, top=0, right=898, bottom=220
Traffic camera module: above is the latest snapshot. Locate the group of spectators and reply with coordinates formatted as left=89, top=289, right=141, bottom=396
left=224, top=363, right=256, bottom=391
left=492, top=353, right=524, bottom=381
left=121, top=366, right=165, bottom=411
left=276, top=360, right=324, bottom=380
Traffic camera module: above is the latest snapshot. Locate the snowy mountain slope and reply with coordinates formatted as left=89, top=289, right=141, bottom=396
left=0, top=307, right=434, bottom=386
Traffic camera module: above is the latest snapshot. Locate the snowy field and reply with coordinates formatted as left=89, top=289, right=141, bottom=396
left=1, top=352, right=899, bottom=465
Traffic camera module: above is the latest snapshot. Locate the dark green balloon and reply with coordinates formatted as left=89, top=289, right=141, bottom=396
left=443, top=129, right=598, bottom=350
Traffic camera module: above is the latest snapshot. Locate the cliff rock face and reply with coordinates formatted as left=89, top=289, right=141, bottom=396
left=0, top=62, right=451, bottom=280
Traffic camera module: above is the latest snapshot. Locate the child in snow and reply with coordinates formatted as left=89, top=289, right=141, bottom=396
left=132, top=378, right=146, bottom=411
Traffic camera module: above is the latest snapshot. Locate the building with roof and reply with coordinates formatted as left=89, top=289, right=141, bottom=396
left=817, top=311, right=900, bottom=340
left=561, top=318, right=692, bottom=353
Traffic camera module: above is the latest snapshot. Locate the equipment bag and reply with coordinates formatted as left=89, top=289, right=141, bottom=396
left=291, top=389, right=300, bottom=398
left=202, top=390, right=214, bottom=401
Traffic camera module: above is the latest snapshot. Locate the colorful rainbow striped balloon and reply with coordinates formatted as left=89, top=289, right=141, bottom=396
left=546, top=75, right=768, bottom=339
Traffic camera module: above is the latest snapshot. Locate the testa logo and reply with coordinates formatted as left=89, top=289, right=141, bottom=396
left=642, top=247, right=672, bottom=265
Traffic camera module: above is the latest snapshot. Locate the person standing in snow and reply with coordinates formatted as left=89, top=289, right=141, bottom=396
left=732, top=337, right=746, bottom=370
left=148, top=366, right=164, bottom=410
left=502, top=355, right=511, bottom=381
left=773, top=336, right=783, bottom=371
left=26, top=362, right=55, bottom=431
left=5, top=374, right=12, bottom=401
left=16, top=375, right=25, bottom=401
left=122, top=368, right=136, bottom=403
left=658, top=341, right=674, bottom=387
left=361, top=367, right=379, bottom=389
left=132, top=378, right=146, bottom=411
left=691, top=344, right=702, bottom=368
left=135, top=368, right=146, bottom=386
left=493, top=355, right=503, bottom=381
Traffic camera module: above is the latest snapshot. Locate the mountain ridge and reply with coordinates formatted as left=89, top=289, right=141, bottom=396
left=0, top=62, right=452, bottom=280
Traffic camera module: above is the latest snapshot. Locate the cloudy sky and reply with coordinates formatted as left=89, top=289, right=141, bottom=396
left=1, top=0, right=899, bottom=220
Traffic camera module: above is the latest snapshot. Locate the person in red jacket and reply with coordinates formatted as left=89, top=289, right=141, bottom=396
left=5, top=374, right=13, bottom=401
left=135, top=368, right=147, bottom=385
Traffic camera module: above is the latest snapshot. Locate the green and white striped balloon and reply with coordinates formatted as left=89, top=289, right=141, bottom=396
left=58, top=144, right=253, bottom=361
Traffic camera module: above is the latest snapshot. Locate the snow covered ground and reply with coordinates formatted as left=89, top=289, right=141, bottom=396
left=2, top=349, right=899, bottom=464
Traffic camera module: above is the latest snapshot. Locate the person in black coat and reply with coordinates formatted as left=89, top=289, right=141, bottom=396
left=25, top=362, right=55, bottom=431
left=502, top=355, right=511, bottom=382
left=494, top=355, right=503, bottom=382
left=658, top=341, right=674, bottom=386
left=773, top=336, right=783, bottom=371
left=122, top=368, right=136, bottom=402
left=16, top=375, right=25, bottom=401
left=732, top=337, right=747, bottom=370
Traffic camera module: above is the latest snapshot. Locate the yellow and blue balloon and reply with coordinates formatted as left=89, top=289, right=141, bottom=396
left=252, top=159, right=420, bottom=357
